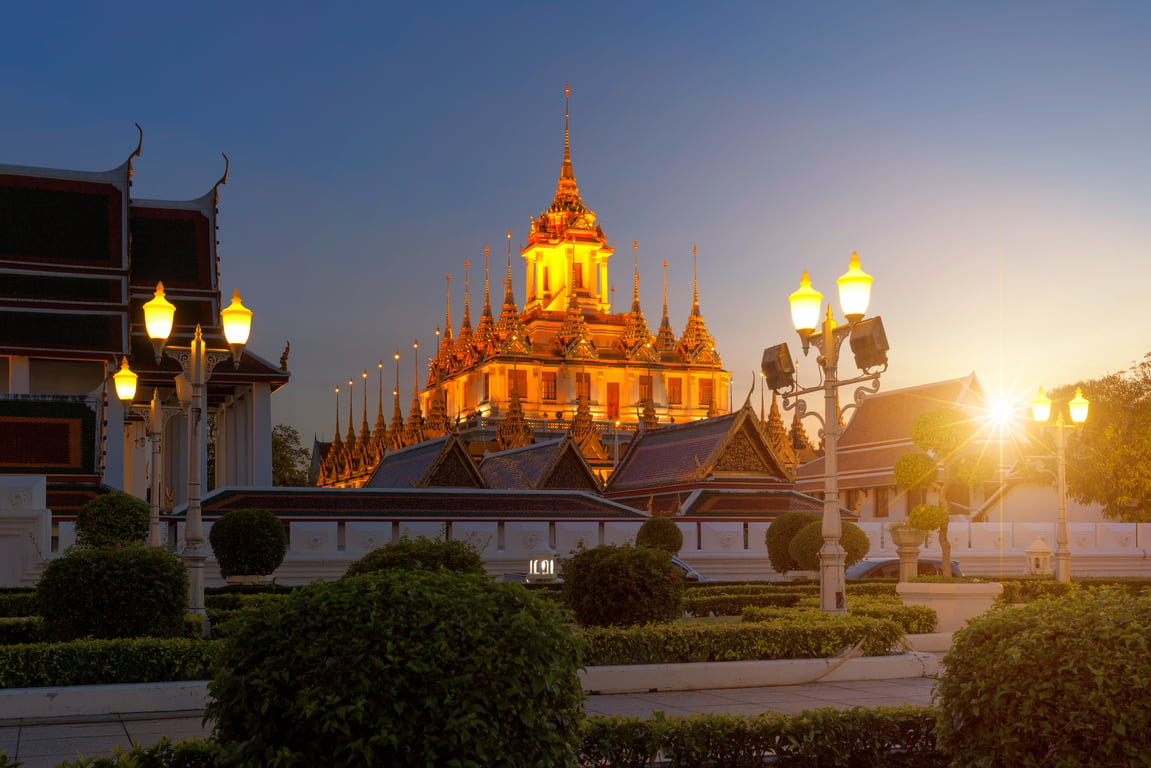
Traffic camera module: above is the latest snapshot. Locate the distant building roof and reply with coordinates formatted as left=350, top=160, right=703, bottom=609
left=365, top=434, right=484, bottom=489
left=479, top=436, right=600, bottom=491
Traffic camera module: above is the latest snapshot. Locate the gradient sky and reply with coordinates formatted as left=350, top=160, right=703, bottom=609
left=3, top=2, right=1150, bottom=444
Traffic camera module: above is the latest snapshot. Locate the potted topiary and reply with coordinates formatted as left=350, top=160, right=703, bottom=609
left=209, top=508, right=287, bottom=585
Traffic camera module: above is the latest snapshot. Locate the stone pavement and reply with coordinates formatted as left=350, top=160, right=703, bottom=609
left=0, top=678, right=937, bottom=767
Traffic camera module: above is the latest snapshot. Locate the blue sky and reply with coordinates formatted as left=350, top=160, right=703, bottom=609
left=3, top=2, right=1150, bottom=443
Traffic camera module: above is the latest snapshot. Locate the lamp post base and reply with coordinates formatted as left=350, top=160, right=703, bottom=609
left=819, top=540, right=847, bottom=614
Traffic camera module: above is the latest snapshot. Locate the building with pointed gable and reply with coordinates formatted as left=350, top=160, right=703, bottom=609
left=318, top=86, right=730, bottom=485
left=479, top=436, right=601, bottom=492
left=0, top=133, right=288, bottom=515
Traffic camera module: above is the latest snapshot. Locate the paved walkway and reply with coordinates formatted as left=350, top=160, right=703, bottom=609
left=0, top=678, right=937, bottom=767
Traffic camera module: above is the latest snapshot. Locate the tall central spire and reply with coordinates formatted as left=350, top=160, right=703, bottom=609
left=561, top=83, right=573, bottom=181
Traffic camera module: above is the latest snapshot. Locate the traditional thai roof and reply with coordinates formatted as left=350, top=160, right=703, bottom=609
left=765, top=391, right=797, bottom=468
left=605, top=403, right=792, bottom=495
left=555, top=251, right=598, bottom=359
left=453, top=260, right=475, bottom=368
left=402, top=343, right=425, bottom=446
left=640, top=397, right=659, bottom=431
left=201, top=486, right=648, bottom=521
left=794, top=373, right=988, bottom=493
left=366, top=434, right=485, bottom=489
left=677, top=246, right=721, bottom=365
left=569, top=392, right=606, bottom=460
left=479, top=436, right=600, bottom=492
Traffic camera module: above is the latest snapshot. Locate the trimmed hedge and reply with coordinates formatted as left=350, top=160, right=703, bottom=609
left=75, top=491, right=149, bottom=548
left=0, top=592, right=37, bottom=618
left=0, top=638, right=219, bottom=688
left=0, top=617, right=42, bottom=645
left=208, top=508, right=287, bottom=578
left=22, top=708, right=948, bottom=767
left=581, top=614, right=903, bottom=665
left=997, top=578, right=1077, bottom=604
left=743, top=600, right=937, bottom=635
left=562, top=545, right=686, bottom=627
left=635, top=516, right=684, bottom=554
left=684, top=591, right=803, bottom=616
left=344, top=536, right=486, bottom=577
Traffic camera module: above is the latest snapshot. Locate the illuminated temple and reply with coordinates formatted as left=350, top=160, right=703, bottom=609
left=317, top=86, right=743, bottom=486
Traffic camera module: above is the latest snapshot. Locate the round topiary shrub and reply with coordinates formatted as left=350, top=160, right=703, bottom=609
left=37, top=544, right=188, bottom=640
left=936, top=588, right=1151, bottom=766
left=788, top=519, right=871, bottom=572
left=208, top=508, right=287, bottom=579
left=636, top=515, right=684, bottom=554
left=765, top=510, right=820, bottom=574
left=345, top=536, right=486, bottom=577
left=560, top=544, right=685, bottom=627
left=207, top=571, right=585, bottom=767
left=75, top=491, right=148, bottom=548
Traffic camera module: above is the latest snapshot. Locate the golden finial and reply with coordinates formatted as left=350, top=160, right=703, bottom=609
left=632, top=241, right=640, bottom=305
left=564, top=84, right=572, bottom=166
left=692, top=245, right=699, bottom=307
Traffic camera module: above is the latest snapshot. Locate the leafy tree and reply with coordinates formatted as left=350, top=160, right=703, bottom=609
left=1048, top=355, right=1151, bottom=521
left=636, top=516, right=684, bottom=554
left=894, top=407, right=996, bottom=577
left=272, top=423, right=312, bottom=486
left=788, top=519, right=870, bottom=571
left=765, top=510, right=820, bottom=574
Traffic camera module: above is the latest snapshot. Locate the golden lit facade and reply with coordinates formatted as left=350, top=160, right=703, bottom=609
left=318, top=86, right=730, bottom=485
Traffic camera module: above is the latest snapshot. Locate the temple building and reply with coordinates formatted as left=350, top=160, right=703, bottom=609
left=319, top=86, right=731, bottom=485
left=0, top=131, right=289, bottom=514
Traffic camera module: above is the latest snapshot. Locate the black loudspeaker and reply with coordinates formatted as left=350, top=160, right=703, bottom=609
left=761, top=343, right=796, bottom=391
left=850, top=316, right=889, bottom=371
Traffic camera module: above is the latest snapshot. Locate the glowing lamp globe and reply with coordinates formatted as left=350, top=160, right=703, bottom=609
left=220, top=289, right=253, bottom=346
left=1069, top=387, right=1089, bottom=424
left=143, top=282, right=176, bottom=342
left=836, top=252, right=873, bottom=320
left=112, top=357, right=138, bottom=402
left=788, top=271, right=823, bottom=333
left=1031, top=387, right=1052, bottom=423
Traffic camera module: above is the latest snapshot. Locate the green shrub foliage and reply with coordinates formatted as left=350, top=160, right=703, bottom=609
left=207, top=571, right=586, bottom=767
left=50, top=736, right=227, bottom=767
left=788, top=519, right=871, bottom=572
left=208, top=508, right=287, bottom=578
left=936, top=587, right=1151, bottom=767
left=560, top=544, right=685, bottom=627
left=344, top=536, right=486, bottom=577
left=0, top=637, right=218, bottom=688
left=636, top=515, right=684, bottom=554
left=75, top=491, right=148, bottom=548
left=37, top=545, right=188, bottom=641
left=765, top=511, right=819, bottom=574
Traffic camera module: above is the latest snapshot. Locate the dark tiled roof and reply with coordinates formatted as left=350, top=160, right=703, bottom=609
left=480, top=438, right=564, bottom=489
left=683, top=488, right=825, bottom=518
left=200, top=487, right=645, bottom=520
left=366, top=436, right=480, bottom=488
left=605, top=411, right=740, bottom=492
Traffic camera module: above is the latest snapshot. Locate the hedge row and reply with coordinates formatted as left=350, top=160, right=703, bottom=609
left=683, top=591, right=802, bottom=616
left=0, top=592, right=37, bottom=618
left=0, top=617, right=42, bottom=645
left=0, top=638, right=219, bottom=688
left=581, top=614, right=903, bottom=665
left=34, top=707, right=944, bottom=767
left=996, top=578, right=1077, bottom=604
left=742, top=600, right=937, bottom=635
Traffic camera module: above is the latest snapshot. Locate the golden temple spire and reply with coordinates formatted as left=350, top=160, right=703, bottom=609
left=495, top=230, right=529, bottom=351
left=404, top=340, right=425, bottom=445
left=372, top=361, right=388, bottom=461
left=618, top=240, right=654, bottom=359
left=631, top=241, right=641, bottom=312
left=346, top=377, right=357, bottom=447
left=656, top=257, right=677, bottom=352
left=443, top=274, right=454, bottom=344
left=388, top=351, right=405, bottom=450
left=562, top=83, right=572, bottom=180
left=678, top=244, right=720, bottom=365
left=474, top=245, right=496, bottom=357
left=359, top=370, right=371, bottom=452
left=332, top=386, right=342, bottom=449
left=459, top=260, right=473, bottom=339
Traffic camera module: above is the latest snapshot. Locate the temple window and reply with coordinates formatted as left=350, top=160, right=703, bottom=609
left=575, top=372, right=591, bottom=401
left=509, top=369, right=527, bottom=398
left=668, top=377, right=682, bottom=405
left=639, top=374, right=652, bottom=403
left=699, top=379, right=714, bottom=406
left=542, top=372, right=557, bottom=401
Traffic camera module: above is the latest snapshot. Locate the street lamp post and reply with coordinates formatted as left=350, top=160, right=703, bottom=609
left=1031, top=386, right=1089, bottom=583
left=112, top=361, right=184, bottom=549
left=142, top=282, right=252, bottom=633
left=761, top=253, right=889, bottom=613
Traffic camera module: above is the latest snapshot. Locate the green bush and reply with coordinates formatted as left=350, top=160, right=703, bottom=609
left=560, top=544, right=685, bottom=627
left=581, top=613, right=902, bottom=665
left=936, top=588, right=1151, bottom=767
left=344, top=536, right=486, bottom=577
left=766, top=510, right=819, bottom=574
left=51, top=737, right=227, bottom=767
left=636, top=515, right=684, bottom=554
left=207, top=571, right=586, bottom=767
left=0, top=617, right=43, bottom=645
left=908, top=503, right=948, bottom=532
left=740, top=599, right=936, bottom=635
left=75, top=491, right=148, bottom=548
left=789, top=519, right=871, bottom=571
left=0, top=592, right=38, bottom=618
left=208, top=508, right=287, bottom=578
left=684, top=591, right=802, bottom=616
left=37, top=545, right=188, bottom=641
left=0, top=637, right=218, bottom=688
left=997, top=578, right=1078, bottom=604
